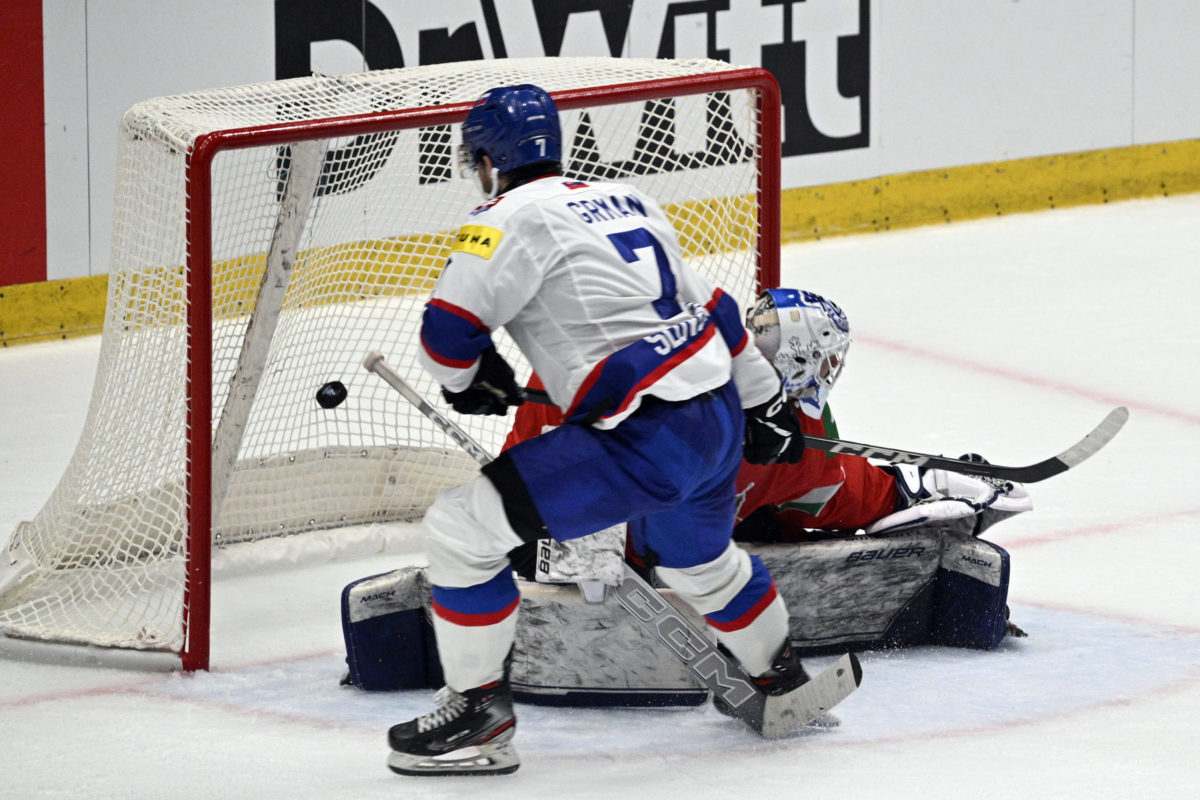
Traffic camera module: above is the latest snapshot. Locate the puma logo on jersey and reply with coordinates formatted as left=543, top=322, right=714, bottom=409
left=451, top=225, right=503, bottom=258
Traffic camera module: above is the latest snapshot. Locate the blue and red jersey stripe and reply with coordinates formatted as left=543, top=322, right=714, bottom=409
left=565, top=323, right=717, bottom=423
left=431, top=568, right=520, bottom=626
left=563, top=288, right=745, bottom=423
left=704, top=555, right=778, bottom=632
left=421, top=298, right=494, bottom=369
left=706, top=288, right=751, bottom=356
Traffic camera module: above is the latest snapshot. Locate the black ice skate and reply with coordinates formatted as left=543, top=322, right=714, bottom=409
left=713, top=641, right=839, bottom=727
left=714, top=641, right=810, bottom=714
left=387, top=679, right=519, bottom=776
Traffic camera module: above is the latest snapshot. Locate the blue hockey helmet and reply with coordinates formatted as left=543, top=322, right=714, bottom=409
left=457, top=84, right=562, bottom=176
left=746, top=289, right=851, bottom=416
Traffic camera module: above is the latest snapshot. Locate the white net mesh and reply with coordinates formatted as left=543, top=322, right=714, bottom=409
left=0, top=57, right=774, bottom=660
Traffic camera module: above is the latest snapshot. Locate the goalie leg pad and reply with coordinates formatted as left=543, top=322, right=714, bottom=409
left=743, top=532, right=942, bottom=652
left=742, top=528, right=1011, bottom=653
left=510, top=581, right=708, bottom=707
left=341, top=567, right=443, bottom=691
left=342, top=571, right=707, bottom=706
left=931, top=535, right=1011, bottom=649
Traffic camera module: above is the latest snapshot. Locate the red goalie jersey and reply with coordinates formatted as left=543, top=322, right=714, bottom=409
left=503, top=374, right=900, bottom=541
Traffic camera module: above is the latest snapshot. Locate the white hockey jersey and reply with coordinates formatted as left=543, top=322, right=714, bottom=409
left=419, top=175, right=779, bottom=428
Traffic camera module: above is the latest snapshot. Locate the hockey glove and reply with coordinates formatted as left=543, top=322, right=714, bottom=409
left=441, top=346, right=524, bottom=416
left=732, top=505, right=784, bottom=543
left=743, top=390, right=806, bottom=465
left=866, top=457, right=1032, bottom=536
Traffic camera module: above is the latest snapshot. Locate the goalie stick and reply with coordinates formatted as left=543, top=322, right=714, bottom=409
left=519, top=388, right=1128, bottom=484
left=362, top=350, right=862, bottom=738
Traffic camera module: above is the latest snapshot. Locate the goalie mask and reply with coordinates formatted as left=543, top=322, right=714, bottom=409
left=746, top=289, right=851, bottom=418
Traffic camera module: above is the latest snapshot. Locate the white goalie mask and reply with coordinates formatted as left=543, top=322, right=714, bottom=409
left=745, top=289, right=851, bottom=418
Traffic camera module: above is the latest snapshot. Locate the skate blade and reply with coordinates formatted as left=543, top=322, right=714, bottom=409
left=387, top=742, right=520, bottom=777
left=807, top=710, right=841, bottom=728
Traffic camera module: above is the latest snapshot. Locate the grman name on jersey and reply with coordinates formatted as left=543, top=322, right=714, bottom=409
left=567, top=193, right=648, bottom=224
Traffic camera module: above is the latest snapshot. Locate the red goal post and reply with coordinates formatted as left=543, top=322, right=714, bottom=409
left=0, top=58, right=781, bottom=671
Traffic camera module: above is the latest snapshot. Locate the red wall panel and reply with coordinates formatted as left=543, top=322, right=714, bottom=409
left=0, top=0, right=47, bottom=287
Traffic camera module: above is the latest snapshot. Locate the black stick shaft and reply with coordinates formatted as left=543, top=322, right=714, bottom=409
left=519, top=387, right=1127, bottom=484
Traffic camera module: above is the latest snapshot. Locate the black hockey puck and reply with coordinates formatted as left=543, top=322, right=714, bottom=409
left=316, top=380, right=348, bottom=409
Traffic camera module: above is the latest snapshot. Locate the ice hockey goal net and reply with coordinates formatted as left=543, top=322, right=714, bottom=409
left=0, top=57, right=780, bottom=670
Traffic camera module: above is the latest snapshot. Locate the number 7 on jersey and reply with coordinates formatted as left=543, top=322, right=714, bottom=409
left=607, top=228, right=682, bottom=320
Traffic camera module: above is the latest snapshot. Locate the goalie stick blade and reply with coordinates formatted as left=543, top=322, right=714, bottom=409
left=758, top=652, right=862, bottom=739
left=1056, top=405, right=1129, bottom=469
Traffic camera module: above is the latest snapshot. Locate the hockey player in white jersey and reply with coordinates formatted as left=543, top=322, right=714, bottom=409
left=386, top=84, right=808, bottom=776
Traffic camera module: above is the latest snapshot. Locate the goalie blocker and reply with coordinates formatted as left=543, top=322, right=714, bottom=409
left=341, top=527, right=1011, bottom=704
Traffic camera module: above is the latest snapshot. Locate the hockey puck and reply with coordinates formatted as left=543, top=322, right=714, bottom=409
left=316, top=380, right=348, bottom=409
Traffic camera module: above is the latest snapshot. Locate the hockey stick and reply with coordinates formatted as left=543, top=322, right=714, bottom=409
left=802, top=407, right=1127, bottom=483
left=519, top=387, right=1128, bottom=484
left=362, top=351, right=861, bottom=738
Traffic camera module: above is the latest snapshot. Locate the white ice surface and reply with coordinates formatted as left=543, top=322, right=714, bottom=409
left=2, top=194, right=1199, bottom=798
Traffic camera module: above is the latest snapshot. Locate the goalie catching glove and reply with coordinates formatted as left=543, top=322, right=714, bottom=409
left=743, top=389, right=806, bottom=465
left=441, top=346, right=524, bottom=416
left=866, top=455, right=1033, bottom=537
